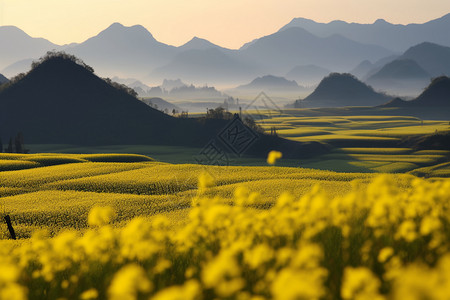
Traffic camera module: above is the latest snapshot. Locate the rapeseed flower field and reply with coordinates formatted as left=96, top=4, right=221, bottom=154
left=0, top=153, right=449, bottom=299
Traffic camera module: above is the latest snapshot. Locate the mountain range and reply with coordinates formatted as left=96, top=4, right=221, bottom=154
left=360, top=42, right=450, bottom=96
left=0, top=14, right=447, bottom=86
left=279, top=13, right=450, bottom=52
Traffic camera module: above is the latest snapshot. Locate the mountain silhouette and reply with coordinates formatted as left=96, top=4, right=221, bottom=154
left=2, top=15, right=450, bottom=85
left=237, top=75, right=300, bottom=89
left=367, top=59, right=430, bottom=81
left=361, top=42, right=450, bottom=96
left=161, top=79, right=187, bottom=91
left=399, top=42, right=450, bottom=77
left=178, top=37, right=225, bottom=51
left=350, top=60, right=375, bottom=79
left=239, top=27, right=393, bottom=73
left=279, top=13, right=450, bottom=52
left=297, top=73, right=390, bottom=107
left=0, top=26, right=59, bottom=71
left=1, top=58, right=35, bottom=78
left=65, top=23, right=177, bottom=78
left=0, top=54, right=323, bottom=158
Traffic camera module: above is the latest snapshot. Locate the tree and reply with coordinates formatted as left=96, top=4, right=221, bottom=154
left=0, top=137, right=3, bottom=153
left=6, top=137, right=13, bottom=153
left=31, top=51, right=94, bottom=73
left=15, top=132, right=24, bottom=153
left=179, top=111, right=189, bottom=118
left=206, top=107, right=232, bottom=120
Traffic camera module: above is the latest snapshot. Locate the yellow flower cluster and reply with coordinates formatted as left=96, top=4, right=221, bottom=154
left=0, top=174, right=448, bottom=299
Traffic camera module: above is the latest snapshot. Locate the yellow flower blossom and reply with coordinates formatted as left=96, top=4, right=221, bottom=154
left=151, top=280, right=200, bottom=300
left=341, top=267, right=384, bottom=300
left=80, top=288, right=98, bottom=299
left=108, top=264, right=152, bottom=300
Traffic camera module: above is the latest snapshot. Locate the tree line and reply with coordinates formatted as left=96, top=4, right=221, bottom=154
left=0, top=132, right=29, bottom=153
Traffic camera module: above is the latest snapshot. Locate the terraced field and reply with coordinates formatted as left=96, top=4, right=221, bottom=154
left=253, top=110, right=450, bottom=174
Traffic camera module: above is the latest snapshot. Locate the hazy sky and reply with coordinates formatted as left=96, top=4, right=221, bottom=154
left=1, top=0, right=450, bottom=49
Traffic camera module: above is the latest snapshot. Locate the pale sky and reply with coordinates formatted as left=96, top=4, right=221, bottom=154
left=1, top=0, right=450, bottom=49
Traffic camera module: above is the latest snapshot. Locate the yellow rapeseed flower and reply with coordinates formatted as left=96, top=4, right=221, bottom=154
left=80, top=288, right=98, bottom=299
left=341, top=267, right=384, bottom=300
left=108, top=264, right=152, bottom=300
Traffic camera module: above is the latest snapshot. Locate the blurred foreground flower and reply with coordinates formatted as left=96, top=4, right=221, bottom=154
left=88, top=206, right=116, bottom=227
left=267, top=150, right=283, bottom=165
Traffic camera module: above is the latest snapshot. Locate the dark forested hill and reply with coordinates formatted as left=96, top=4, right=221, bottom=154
left=297, top=73, right=390, bottom=107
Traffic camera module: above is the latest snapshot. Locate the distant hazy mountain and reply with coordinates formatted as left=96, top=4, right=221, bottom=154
left=398, top=42, right=450, bottom=77
left=368, top=59, right=431, bottom=81
left=168, top=84, right=225, bottom=99
left=161, top=79, right=187, bottom=91
left=0, top=26, right=59, bottom=70
left=285, top=65, right=331, bottom=85
left=3, top=17, right=448, bottom=87
left=239, top=27, right=393, bottom=73
left=279, top=13, right=450, bottom=52
left=65, top=23, right=178, bottom=78
left=297, top=73, right=390, bottom=107
left=350, top=60, right=374, bottom=79
left=1, top=58, right=34, bottom=78
left=178, top=37, right=225, bottom=51
left=141, top=97, right=183, bottom=113
left=111, top=76, right=152, bottom=96
left=366, top=59, right=431, bottom=96
left=235, top=75, right=302, bottom=91
left=361, top=55, right=400, bottom=80
left=0, top=73, right=8, bottom=85
left=363, top=42, right=450, bottom=96
left=151, top=48, right=259, bottom=84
